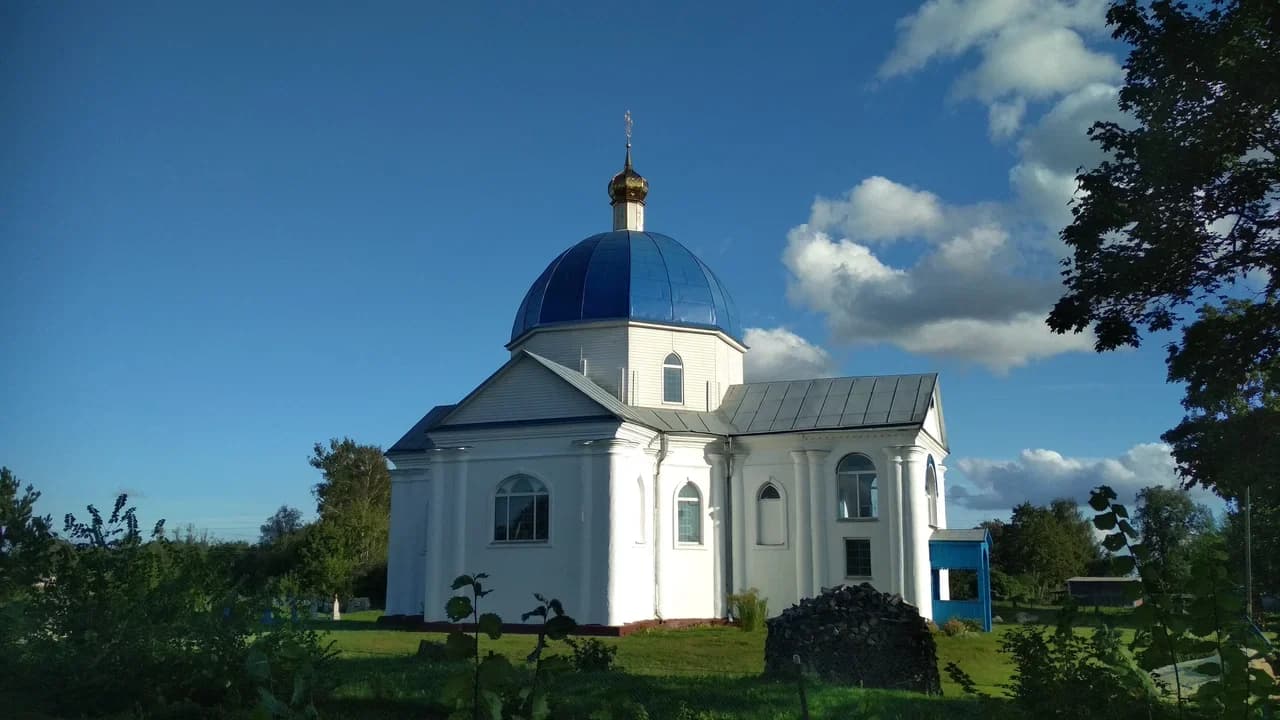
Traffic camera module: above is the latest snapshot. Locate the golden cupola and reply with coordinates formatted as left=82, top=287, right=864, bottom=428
left=608, top=145, right=649, bottom=206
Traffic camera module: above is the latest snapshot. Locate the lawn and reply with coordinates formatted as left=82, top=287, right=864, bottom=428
left=315, top=611, right=1016, bottom=718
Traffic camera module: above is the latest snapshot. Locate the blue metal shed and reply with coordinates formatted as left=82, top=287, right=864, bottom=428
left=929, top=528, right=993, bottom=632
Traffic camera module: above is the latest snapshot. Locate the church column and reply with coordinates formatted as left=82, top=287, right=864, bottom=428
left=604, top=439, right=638, bottom=626
left=805, top=450, right=829, bottom=592
left=790, top=450, right=812, bottom=599
left=452, top=450, right=469, bottom=582
left=901, top=446, right=933, bottom=619
left=425, top=451, right=450, bottom=621
left=705, top=448, right=727, bottom=618
left=730, top=449, right=748, bottom=594
left=885, top=447, right=906, bottom=596
left=575, top=441, right=596, bottom=623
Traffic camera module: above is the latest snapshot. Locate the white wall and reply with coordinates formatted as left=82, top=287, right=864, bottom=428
left=628, top=325, right=744, bottom=411
left=511, top=324, right=629, bottom=398
left=386, top=466, right=431, bottom=616
left=447, top=358, right=607, bottom=425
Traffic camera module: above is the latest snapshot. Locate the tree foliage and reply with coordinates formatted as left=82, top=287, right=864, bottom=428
left=0, top=466, right=54, bottom=595
left=260, top=504, right=305, bottom=546
left=1047, top=0, right=1280, bottom=501
left=1133, top=485, right=1217, bottom=593
left=309, top=438, right=391, bottom=569
left=986, top=500, right=1101, bottom=602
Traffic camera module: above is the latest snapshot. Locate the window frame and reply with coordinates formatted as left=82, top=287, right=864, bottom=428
left=926, top=457, right=939, bottom=529
left=662, top=352, right=684, bottom=404
left=492, top=474, right=550, bottom=545
left=844, top=537, right=872, bottom=578
left=675, top=482, right=702, bottom=545
left=836, top=453, right=879, bottom=521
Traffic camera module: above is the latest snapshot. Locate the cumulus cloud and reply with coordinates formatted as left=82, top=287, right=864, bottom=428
left=783, top=211, right=1093, bottom=372
left=743, top=327, right=838, bottom=382
left=809, top=177, right=946, bottom=242
left=1010, top=83, right=1127, bottom=231
left=880, top=0, right=1116, bottom=137
left=949, top=443, right=1221, bottom=514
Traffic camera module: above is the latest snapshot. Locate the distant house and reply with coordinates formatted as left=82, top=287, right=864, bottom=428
left=1065, top=577, right=1142, bottom=607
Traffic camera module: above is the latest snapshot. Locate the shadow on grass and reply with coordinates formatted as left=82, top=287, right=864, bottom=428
left=325, top=654, right=995, bottom=720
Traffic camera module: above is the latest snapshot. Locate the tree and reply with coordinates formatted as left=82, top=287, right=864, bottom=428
left=985, top=500, right=1102, bottom=602
left=0, top=467, right=54, bottom=595
left=1132, top=485, right=1216, bottom=593
left=258, top=505, right=304, bottom=546
left=309, top=438, right=391, bottom=569
left=1224, top=493, right=1280, bottom=598
left=1047, top=0, right=1280, bottom=502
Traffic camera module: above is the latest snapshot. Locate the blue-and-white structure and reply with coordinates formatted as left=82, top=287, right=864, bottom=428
left=384, top=145, right=968, bottom=630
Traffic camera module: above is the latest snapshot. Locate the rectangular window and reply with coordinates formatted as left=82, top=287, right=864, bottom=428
left=837, top=476, right=878, bottom=519
left=845, top=538, right=872, bottom=577
left=677, top=501, right=700, bottom=543
left=663, top=366, right=683, bottom=403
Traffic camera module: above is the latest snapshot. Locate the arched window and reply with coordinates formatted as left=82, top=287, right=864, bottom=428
left=926, top=456, right=939, bottom=528
left=662, top=353, right=684, bottom=404
left=756, top=482, right=785, bottom=546
left=836, top=453, right=878, bottom=520
left=493, top=475, right=549, bottom=543
left=676, top=482, right=702, bottom=543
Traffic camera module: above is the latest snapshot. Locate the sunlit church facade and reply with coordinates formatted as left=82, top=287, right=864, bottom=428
left=383, top=145, right=952, bottom=630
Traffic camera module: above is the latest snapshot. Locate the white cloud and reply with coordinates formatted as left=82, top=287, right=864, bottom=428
left=988, top=98, right=1026, bottom=139
left=809, top=176, right=946, bottom=242
left=950, top=442, right=1213, bottom=512
left=955, top=27, right=1120, bottom=102
left=1010, top=83, right=1126, bottom=232
left=784, top=208, right=1093, bottom=372
left=743, top=327, right=838, bottom=382
left=880, top=0, right=1116, bottom=138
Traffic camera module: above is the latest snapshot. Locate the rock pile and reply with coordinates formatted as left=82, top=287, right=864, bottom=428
left=763, top=583, right=942, bottom=695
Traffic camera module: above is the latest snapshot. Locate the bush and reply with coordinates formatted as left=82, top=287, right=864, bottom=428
left=727, top=588, right=769, bottom=632
left=566, top=637, right=618, bottom=673
left=940, top=618, right=969, bottom=636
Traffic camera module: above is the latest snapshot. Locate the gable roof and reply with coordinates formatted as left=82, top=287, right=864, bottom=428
left=390, top=352, right=943, bottom=452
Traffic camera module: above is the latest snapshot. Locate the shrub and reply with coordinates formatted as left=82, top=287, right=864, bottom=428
left=727, top=588, right=769, bottom=632
left=565, top=637, right=618, bottom=673
left=940, top=618, right=969, bottom=636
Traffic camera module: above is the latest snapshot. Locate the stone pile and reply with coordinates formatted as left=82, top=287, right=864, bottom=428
left=763, top=583, right=942, bottom=695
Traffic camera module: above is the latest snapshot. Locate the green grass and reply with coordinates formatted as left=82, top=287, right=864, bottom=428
left=314, top=612, right=1011, bottom=718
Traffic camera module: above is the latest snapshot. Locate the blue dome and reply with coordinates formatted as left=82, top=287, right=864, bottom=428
left=511, top=231, right=742, bottom=344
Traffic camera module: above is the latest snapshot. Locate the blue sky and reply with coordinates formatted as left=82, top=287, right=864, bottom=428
left=2, top=1, right=1205, bottom=540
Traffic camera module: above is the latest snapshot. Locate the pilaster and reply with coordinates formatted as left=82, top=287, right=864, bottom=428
left=789, top=450, right=812, bottom=599
left=805, top=449, right=830, bottom=591
left=900, top=446, right=932, bottom=619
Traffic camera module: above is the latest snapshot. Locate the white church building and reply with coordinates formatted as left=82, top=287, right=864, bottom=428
left=383, top=146, right=951, bottom=630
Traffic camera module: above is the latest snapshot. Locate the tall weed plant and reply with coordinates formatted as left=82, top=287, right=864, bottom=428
left=728, top=588, right=769, bottom=632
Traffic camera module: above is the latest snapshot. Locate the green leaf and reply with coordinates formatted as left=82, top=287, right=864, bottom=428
left=1117, top=519, right=1138, bottom=539
left=1093, top=512, right=1116, bottom=531
left=1111, top=555, right=1135, bottom=575
left=479, top=689, right=504, bottom=720
left=451, top=574, right=474, bottom=590
left=1102, top=533, right=1128, bottom=552
left=474, top=572, right=489, bottom=580
left=478, top=612, right=503, bottom=639
left=1088, top=487, right=1115, bottom=511
left=522, top=605, right=548, bottom=622
left=445, top=595, right=473, bottom=621
left=477, top=654, right=514, bottom=686
left=545, top=614, right=577, bottom=641
left=1131, top=543, right=1151, bottom=562
left=1111, top=503, right=1129, bottom=518
left=527, top=687, right=550, bottom=720
left=1192, top=661, right=1221, bottom=676
left=549, top=598, right=564, bottom=617
left=445, top=630, right=477, bottom=661
left=245, top=649, right=271, bottom=683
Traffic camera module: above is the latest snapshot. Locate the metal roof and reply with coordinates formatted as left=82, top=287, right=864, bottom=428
left=930, top=528, right=991, bottom=544
left=394, top=353, right=939, bottom=452
left=510, top=231, right=742, bottom=344
left=717, top=374, right=937, bottom=435
left=386, top=403, right=456, bottom=454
